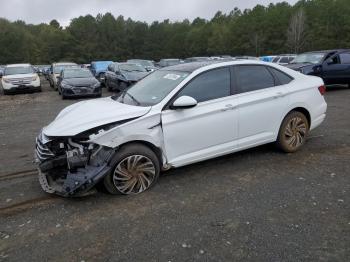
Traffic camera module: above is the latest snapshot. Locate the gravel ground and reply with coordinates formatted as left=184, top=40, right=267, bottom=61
left=0, top=78, right=349, bottom=261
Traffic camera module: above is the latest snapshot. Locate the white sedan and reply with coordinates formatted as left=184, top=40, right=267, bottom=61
left=35, top=60, right=327, bottom=196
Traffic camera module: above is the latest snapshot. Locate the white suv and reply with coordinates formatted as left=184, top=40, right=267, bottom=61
left=1, top=64, right=41, bottom=94
left=35, top=60, right=327, bottom=197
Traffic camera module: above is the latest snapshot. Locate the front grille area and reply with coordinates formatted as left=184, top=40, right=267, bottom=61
left=35, top=137, right=55, bottom=162
left=9, top=77, right=32, bottom=85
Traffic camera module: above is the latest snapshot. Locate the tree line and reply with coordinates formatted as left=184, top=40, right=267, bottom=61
left=0, top=0, right=349, bottom=64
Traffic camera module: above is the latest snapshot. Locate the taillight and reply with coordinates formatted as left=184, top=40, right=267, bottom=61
left=318, top=85, right=326, bottom=96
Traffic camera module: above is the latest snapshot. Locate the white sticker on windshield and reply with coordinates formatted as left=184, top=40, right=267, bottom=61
left=164, top=74, right=181, bottom=80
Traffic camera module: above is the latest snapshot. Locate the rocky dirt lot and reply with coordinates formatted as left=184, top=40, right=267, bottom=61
left=0, top=78, right=349, bottom=261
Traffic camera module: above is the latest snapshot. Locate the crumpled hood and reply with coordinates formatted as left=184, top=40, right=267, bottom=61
left=122, top=71, right=149, bottom=81
left=43, top=97, right=151, bottom=137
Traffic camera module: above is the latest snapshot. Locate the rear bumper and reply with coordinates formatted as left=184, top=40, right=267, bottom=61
left=310, top=113, right=326, bottom=130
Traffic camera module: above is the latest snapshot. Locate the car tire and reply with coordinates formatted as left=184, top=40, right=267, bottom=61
left=103, top=143, right=160, bottom=195
left=276, top=111, right=309, bottom=153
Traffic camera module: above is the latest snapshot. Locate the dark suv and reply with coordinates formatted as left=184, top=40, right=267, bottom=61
left=286, top=49, right=350, bottom=86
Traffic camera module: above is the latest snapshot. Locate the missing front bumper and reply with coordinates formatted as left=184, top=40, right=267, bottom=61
left=37, top=147, right=115, bottom=197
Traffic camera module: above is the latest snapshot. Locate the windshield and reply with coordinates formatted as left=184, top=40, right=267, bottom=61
left=120, top=64, right=146, bottom=72
left=54, top=65, right=77, bottom=74
left=113, top=70, right=189, bottom=106
left=64, top=69, right=93, bottom=79
left=128, top=60, right=154, bottom=67
left=4, top=66, right=34, bottom=75
left=291, top=53, right=325, bottom=64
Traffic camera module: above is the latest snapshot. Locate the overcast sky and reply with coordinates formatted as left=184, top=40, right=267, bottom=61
left=0, top=0, right=298, bottom=26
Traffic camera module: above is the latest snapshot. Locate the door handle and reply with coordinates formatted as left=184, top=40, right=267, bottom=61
left=221, top=104, right=237, bottom=112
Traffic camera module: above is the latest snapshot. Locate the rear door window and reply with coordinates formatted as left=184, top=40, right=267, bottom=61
left=236, top=65, right=275, bottom=93
left=269, top=67, right=293, bottom=85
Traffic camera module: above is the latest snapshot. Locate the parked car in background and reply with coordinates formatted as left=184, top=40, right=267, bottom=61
left=235, top=56, right=260, bottom=60
left=35, top=60, right=327, bottom=197
left=157, top=59, right=182, bottom=67
left=90, top=61, right=113, bottom=83
left=36, top=65, right=50, bottom=75
left=184, top=57, right=211, bottom=63
left=127, top=59, right=158, bottom=72
left=260, top=56, right=277, bottom=62
left=272, top=54, right=296, bottom=65
left=0, top=67, right=4, bottom=78
left=105, top=62, right=150, bottom=92
left=286, top=49, right=350, bottom=86
left=42, top=67, right=51, bottom=80
left=1, top=64, right=41, bottom=94
left=49, top=62, right=78, bottom=90
left=57, top=68, right=102, bottom=99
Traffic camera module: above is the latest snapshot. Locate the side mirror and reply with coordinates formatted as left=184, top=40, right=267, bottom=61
left=170, top=96, right=198, bottom=110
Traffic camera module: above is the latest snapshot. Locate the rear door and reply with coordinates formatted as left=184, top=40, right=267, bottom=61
left=234, top=65, right=292, bottom=148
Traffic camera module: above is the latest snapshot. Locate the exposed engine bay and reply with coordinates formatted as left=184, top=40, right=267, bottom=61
left=35, top=131, right=115, bottom=196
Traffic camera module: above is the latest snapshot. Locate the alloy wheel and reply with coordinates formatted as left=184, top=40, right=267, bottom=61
left=284, top=116, right=307, bottom=149
left=113, top=155, right=156, bottom=194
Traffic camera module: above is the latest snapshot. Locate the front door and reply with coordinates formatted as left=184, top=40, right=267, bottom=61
left=161, top=67, right=238, bottom=167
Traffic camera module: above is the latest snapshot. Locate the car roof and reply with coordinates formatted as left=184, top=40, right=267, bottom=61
left=160, top=61, right=221, bottom=72
left=160, top=59, right=181, bottom=61
left=160, top=60, right=293, bottom=73
left=63, top=68, right=89, bottom=71
left=92, top=61, right=113, bottom=64
left=53, top=62, right=77, bottom=66
left=6, top=63, right=31, bottom=67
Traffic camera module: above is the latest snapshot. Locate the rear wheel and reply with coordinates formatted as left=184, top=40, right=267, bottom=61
left=276, top=111, right=309, bottom=153
left=103, top=143, right=160, bottom=195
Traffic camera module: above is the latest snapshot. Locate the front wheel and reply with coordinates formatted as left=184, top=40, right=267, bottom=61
left=103, top=143, right=160, bottom=195
left=276, top=111, right=309, bottom=153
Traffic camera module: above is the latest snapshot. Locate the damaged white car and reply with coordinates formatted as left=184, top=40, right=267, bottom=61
left=35, top=60, right=327, bottom=196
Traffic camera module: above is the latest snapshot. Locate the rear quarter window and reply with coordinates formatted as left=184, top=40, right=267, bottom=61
left=269, top=67, right=294, bottom=85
